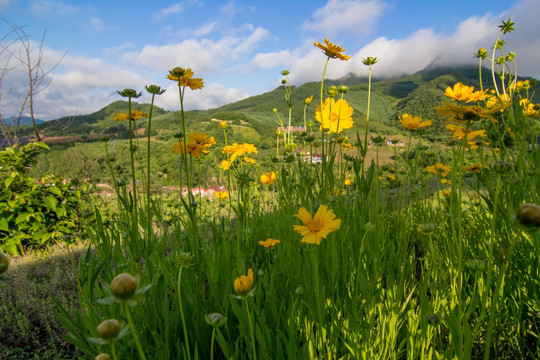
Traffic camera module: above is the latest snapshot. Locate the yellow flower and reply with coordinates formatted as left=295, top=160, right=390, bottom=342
left=130, top=109, right=149, bottom=120
left=520, top=99, right=539, bottom=117
left=293, top=205, right=341, bottom=245
left=234, top=268, right=254, bottom=296
left=219, top=160, right=230, bottom=171
left=507, top=80, right=530, bottom=92
left=439, top=189, right=451, bottom=197
left=344, top=179, right=352, bottom=186
left=243, top=156, right=256, bottom=164
left=315, top=98, right=354, bottom=133
left=486, top=93, right=512, bottom=109
left=222, top=143, right=258, bottom=162
left=387, top=173, right=396, bottom=181
left=314, top=38, right=351, bottom=61
left=189, top=132, right=216, bottom=149
left=441, top=178, right=452, bottom=185
left=341, top=142, right=355, bottom=149
left=398, top=114, right=432, bottom=131
left=172, top=140, right=207, bottom=158
left=425, top=163, right=451, bottom=177
left=304, top=95, right=314, bottom=105
left=167, top=68, right=204, bottom=90
left=436, top=102, right=510, bottom=123
left=258, top=238, right=280, bottom=248
left=219, top=121, right=229, bottom=129
left=444, top=83, right=475, bottom=102
left=463, top=163, right=484, bottom=173
left=260, top=171, right=277, bottom=185
left=214, top=191, right=229, bottom=200
left=445, top=124, right=486, bottom=140
left=113, top=113, right=129, bottom=122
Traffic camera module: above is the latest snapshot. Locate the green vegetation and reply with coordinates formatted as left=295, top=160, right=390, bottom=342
left=1, top=20, right=540, bottom=360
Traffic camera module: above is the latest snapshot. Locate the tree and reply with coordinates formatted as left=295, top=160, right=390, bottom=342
left=0, top=18, right=66, bottom=145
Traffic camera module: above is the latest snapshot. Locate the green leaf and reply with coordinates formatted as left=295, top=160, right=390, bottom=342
left=0, top=218, right=8, bottom=232
left=44, top=195, right=58, bottom=212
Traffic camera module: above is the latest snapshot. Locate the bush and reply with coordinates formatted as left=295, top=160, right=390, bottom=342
left=0, top=142, right=89, bottom=254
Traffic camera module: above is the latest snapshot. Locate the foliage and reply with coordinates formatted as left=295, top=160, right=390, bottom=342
left=0, top=142, right=89, bottom=254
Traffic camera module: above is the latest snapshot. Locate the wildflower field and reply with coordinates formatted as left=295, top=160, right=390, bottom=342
left=1, top=19, right=540, bottom=360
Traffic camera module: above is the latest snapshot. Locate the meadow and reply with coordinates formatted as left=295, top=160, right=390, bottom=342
left=1, top=19, right=540, bottom=360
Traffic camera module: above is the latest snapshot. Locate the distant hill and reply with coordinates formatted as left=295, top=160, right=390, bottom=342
left=35, top=66, right=539, bottom=141
left=4, top=116, right=45, bottom=127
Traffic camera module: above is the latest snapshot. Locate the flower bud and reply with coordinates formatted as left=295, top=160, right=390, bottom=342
left=110, top=273, right=137, bottom=300
left=145, top=84, right=166, bottom=95
left=116, top=88, right=142, bottom=98
left=95, top=354, right=111, bottom=360
left=362, top=56, right=379, bottom=66
left=516, top=203, right=540, bottom=228
left=0, top=252, right=9, bottom=274
left=97, top=319, right=121, bottom=340
left=281, top=69, right=290, bottom=76
left=219, top=121, right=229, bottom=129
left=475, top=48, right=488, bottom=59
left=205, top=313, right=228, bottom=327
left=338, top=85, right=349, bottom=94
left=326, top=86, right=337, bottom=97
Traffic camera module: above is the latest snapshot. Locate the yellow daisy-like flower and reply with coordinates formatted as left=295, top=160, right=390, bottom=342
left=341, top=142, right=355, bottom=149
left=314, top=38, right=351, bottom=61
left=425, top=163, right=451, bottom=177
left=172, top=140, right=206, bottom=158
left=222, top=143, right=258, bottom=162
left=440, top=189, right=451, bottom=197
left=258, top=238, right=280, bottom=248
left=520, top=99, right=539, bottom=117
left=131, top=109, right=149, bottom=120
left=260, top=171, right=277, bottom=185
left=219, top=121, right=229, bottom=129
left=344, top=179, right=352, bottom=186
left=214, top=191, right=229, bottom=200
left=444, top=83, right=475, bottom=102
left=113, top=113, right=129, bottom=122
left=304, top=95, right=314, bottom=105
left=219, top=160, right=230, bottom=171
left=167, top=68, right=204, bottom=90
left=234, top=268, right=254, bottom=297
left=435, top=102, right=510, bottom=123
left=445, top=124, right=486, bottom=141
left=293, top=205, right=341, bottom=245
left=398, top=114, right=432, bottom=131
left=463, top=163, right=484, bottom=173
left=486, top=93, right=512, bottom=109
left=387, top=173, right=396, bottom=181
left=315, top=98, right=354, bottom=133
left=243, top=156, right=256, bottom=164
left=189, top=132, right=216, bottom=149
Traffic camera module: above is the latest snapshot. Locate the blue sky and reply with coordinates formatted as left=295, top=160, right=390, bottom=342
left=1, top=0, right=538, bottom=120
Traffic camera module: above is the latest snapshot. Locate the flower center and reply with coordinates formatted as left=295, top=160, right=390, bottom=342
left=307, top=219, right=323, bottom=232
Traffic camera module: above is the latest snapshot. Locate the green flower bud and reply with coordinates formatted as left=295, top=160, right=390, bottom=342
left=97, top=319, right=121, bottom=340
left=116, top=88, right=142, bottom=98
left=205, top=313, right=228, bottom=327
left=95, top=354, right=111, bottom=360
left=145, top=84, right=166, bottom=95
left=338, top=85, right=349, bottom=94
left=110, top=273, right=137, bottom=301
left=281, top=69, right=290, bottom=76
left=516, top=203, right=540, bottom=228
left=362, top=56, right=379, bottom=66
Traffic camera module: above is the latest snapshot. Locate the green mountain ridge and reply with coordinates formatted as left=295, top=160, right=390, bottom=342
left=33, top=66, right=538, bottom=140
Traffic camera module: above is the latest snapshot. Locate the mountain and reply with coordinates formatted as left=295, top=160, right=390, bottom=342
left=4, top=116, right=45, bottom=127
left=34, top=66, right=539, bottom=140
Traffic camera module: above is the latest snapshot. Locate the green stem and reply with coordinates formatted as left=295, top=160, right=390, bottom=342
left=177, top=265, right=191, bottom=360
left=210, top=327, right=216, bottom=360
left=111, top=342, right=118, bottom=360
left=127, top=98, right=140, bottom=240
left=245, top=300, right=257, bottom=360
left=146, top=94, right=155, bottom=245
left=364, top=64, right=373, bottom=148
left=124, top=303, right=147, bottom=360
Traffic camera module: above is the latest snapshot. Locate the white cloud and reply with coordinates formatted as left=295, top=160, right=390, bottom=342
left=153, top=3, right=185, bottom=22
left=125, top=26, right=269, bottom=75
left=303, top=0, right=387, bottom=37
left=159, top=83, right=250, bottom=111
left=192, top=21, right=217, bottom=37
left=30, top=0, right=78, bottom=17
left=89, top=17, right=104, bottom=31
